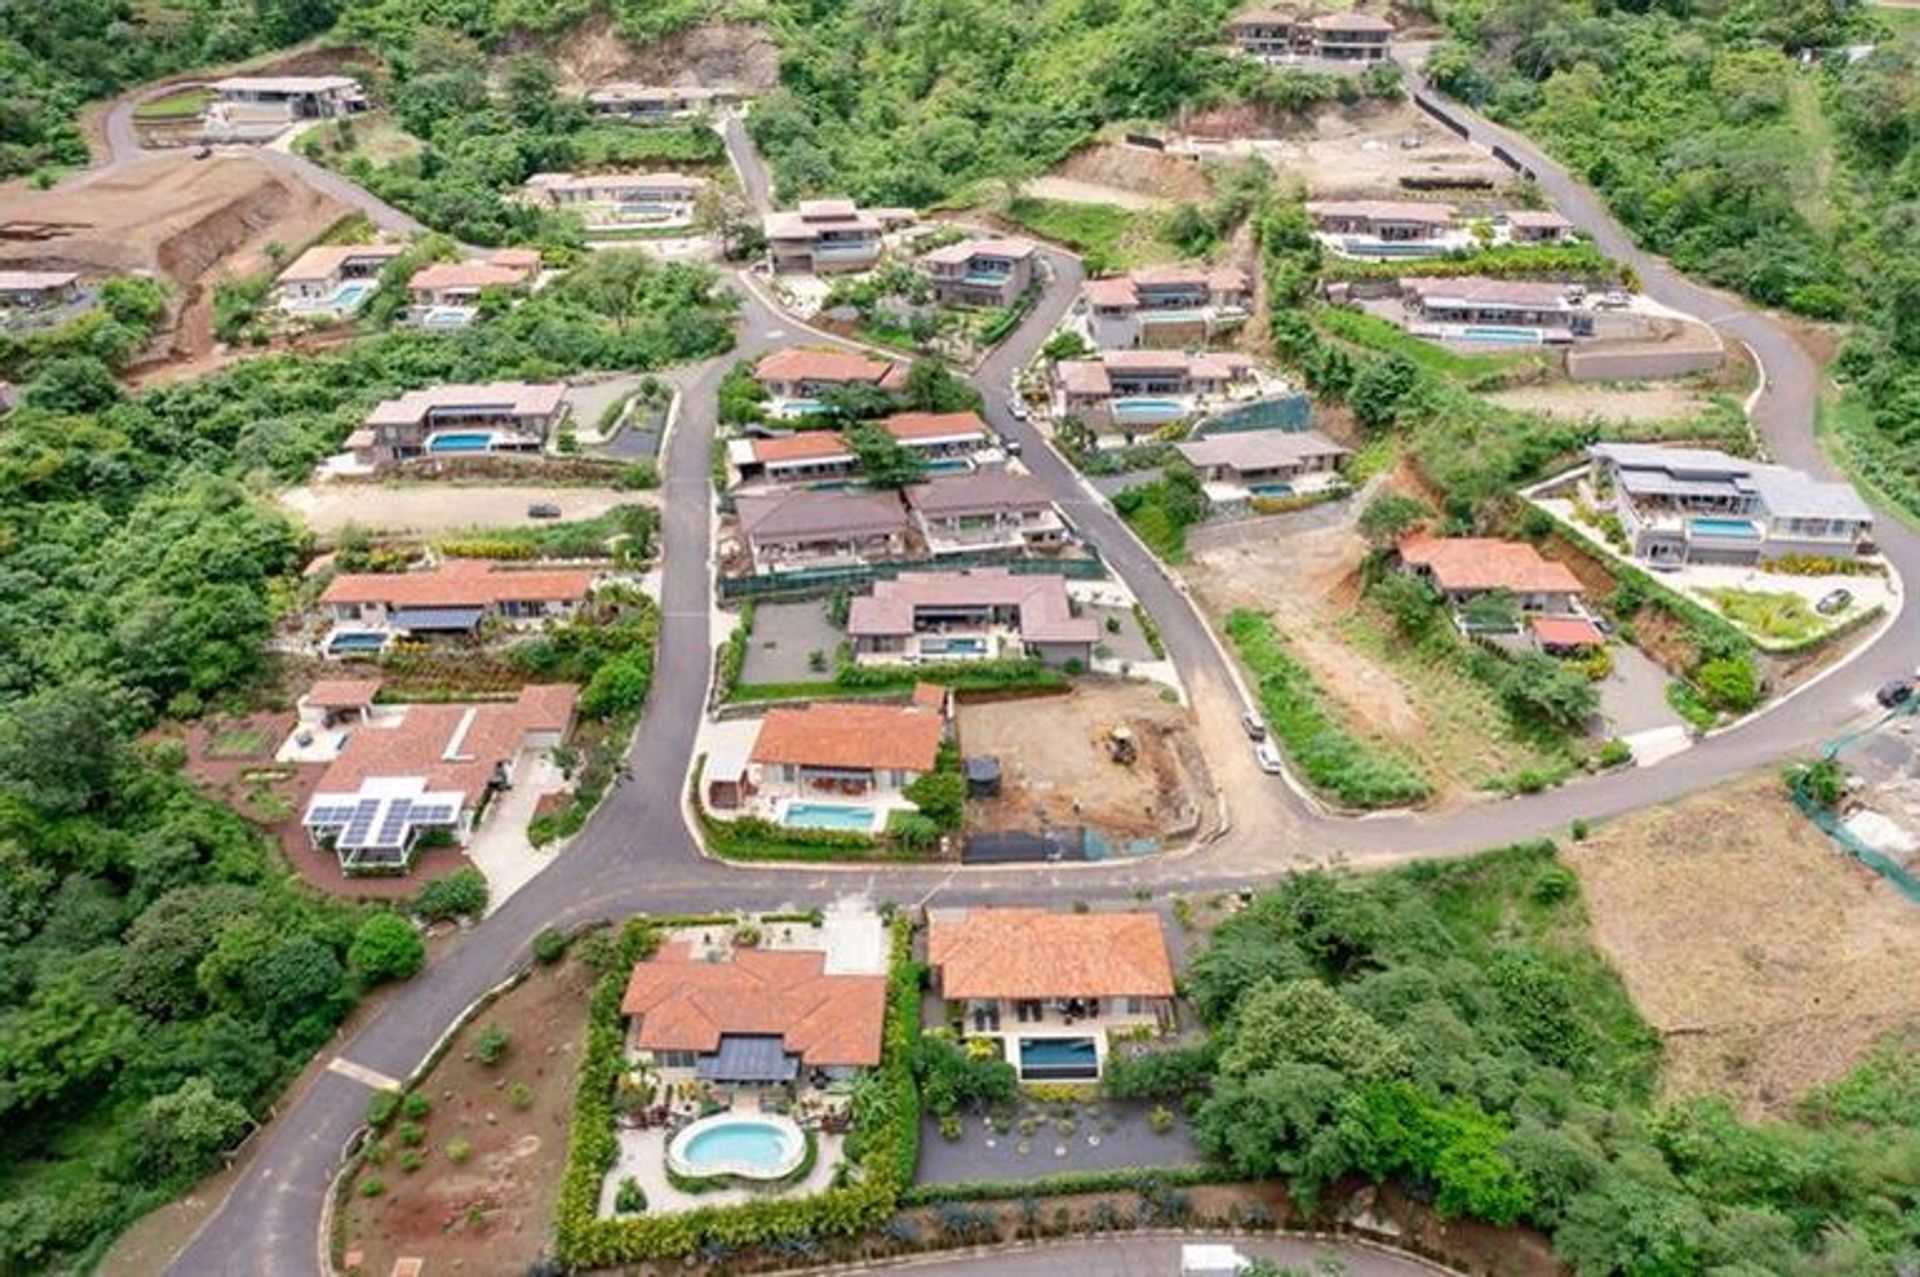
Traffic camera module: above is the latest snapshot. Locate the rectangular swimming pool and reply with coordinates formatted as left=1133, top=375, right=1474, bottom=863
left=1459, top=325, right=1545, bottom=344
left=1018, top=1036, right=1099, bottom=1080
left=327, top=631, right=389, bottom=656
left=427, top=433, right=495, bottom=453
left=1110, top=397, right=1188, bottom=424
left=1690, top=517, right=1762, bottom=540
left=1250, top=482, right=1295, bottom=498
left=782, top=802, right=878, bottom=833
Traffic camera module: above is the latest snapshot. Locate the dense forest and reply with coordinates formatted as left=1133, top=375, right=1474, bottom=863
left=1428, top=0, right=1920, bottom=519
left=0, top=254, right=734, bottom=1272
left=1114, top=847, right=1920, bottom=1276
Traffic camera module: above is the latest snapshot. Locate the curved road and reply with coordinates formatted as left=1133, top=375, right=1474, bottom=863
left=162, top=82, right=1917, bottom=1277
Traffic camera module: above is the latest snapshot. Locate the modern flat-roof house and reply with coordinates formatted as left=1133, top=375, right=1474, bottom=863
left=349, top=381, right=567, bottom=464
left=881, top=411, right=998, bottom=470
left=725, top=430, right=858, bottom=489
left=749, top=700, right=946, bottom=813
left=1503, top=210, right=1575, bottom=243
left=584, top=83, right=736, bottom=122
left=209, top=75, right=366, bottom=120
left=406, top=251, right=539, bottom=323
left=0, top=270, right=81, bottom=309
left=1082, top=265, right=1252, bottom=349
left=752, top=348, right=910, bottom=416
left=299, top=682, right=578, bottom=871
left=905, top=473, right=1069, bottom=556
left=847, top=569, right=1098, bottom=667
left=1229, top=10, right=1393, bottom=62
left=1401, top=276, right=1589, bottom=337
left=274, top=243, right=405, bottom=315
left=1399, top=534, right=1588, bottom=617
left=1307, top=200, right=1457, bottom=257
left=620, top=941, right=887, bottom=1086
left=764, top=199, right=895, bottom=274
left=734, top=489, right=913, bottom=572
left=1175, top=428, right=1350, bottom=509
left=320, top=558, right=595, bottom=641
left=522, top=171, right=707, bottom=229
left=928, top=907, right=1177, bottom=1080
left=917, top=237, right=1038, bottom=308
left=1589, top=443, right=1877, bottom=567
left=1053, top=349, right=1256, bottom=435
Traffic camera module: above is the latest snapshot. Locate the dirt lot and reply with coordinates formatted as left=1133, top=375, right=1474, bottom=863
left=1173, top=100, right=1509, bottom=199
left=1036, top=143, right=1215, bottom=207
left=0, top=153, right=349, bottom=366
left=282, top=483, right=639, bottom=540
left=341, top=952, right=597, bottom=1277
left=1568, top=776, right=1920, bottom=1117
left=958, top=683, right=1213, bottom=843
left=541, top=14, right=778, bottom=93
left=1482, top=383, right=1715, bottom=424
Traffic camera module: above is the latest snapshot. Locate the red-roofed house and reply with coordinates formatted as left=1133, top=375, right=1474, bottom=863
left=1504, top=209, right=1575, bottom=244
left=1306, top=199, right=1455, bottom=242
left=928, top=907, right=1176, bottom=1079
left=847, top=569, right=1098, bottom=667
left=753, top=348, right=910, bottom=414
left=747, top=701, right=948, bottom=826
left=320, top=559, right=595, bottom=638
left=1051, top=349, right=1256, bottom=436
left=274, top=243, right=405, bottom=314
left=723, top=430, right=858, bottom=488
left=1398, top=535, right=1586, bottom=617
left=407, top=251, right=539, bottom=321
left=299, top=683, right=578, bottom=871
left=763, top=199, right=891, bottom=274
left=880, top=411, right=994, bottom=466
left=1082, top=264, right=1252, bottom=349
left=621, top=941, right=887, bottom=1084
left=917, top=236, right=1038, bottom=307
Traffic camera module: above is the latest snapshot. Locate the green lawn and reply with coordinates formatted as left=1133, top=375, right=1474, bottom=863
left=1002, top=197, right=1167, bottom=274
left=133, top=86, right=213, bottom=121
left=1315, top=306, right=1541, bottom=384
left=1702, top=587, right=1826, bottom=643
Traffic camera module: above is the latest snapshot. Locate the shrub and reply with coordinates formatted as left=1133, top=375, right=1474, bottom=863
left=509, top=1081, right=536, bottom=1110
left=534, top=927, right=568, bottom=964
left=474, top=1023, right=511, bottom=1066
left=1570, top=819, right=1590, bottom=842
left=1697, top=654, right=1762, bottom=712
left=398, top=1148, right=425, bottom=1173
left=615, top=1176, right=647, bottom=1215
left=359, top=1176, right=386, bottom=1197
left=939, top=1113, right=963, bottom=1141
left=349, top=912, right=426, bottom=984
left=401, top=1092, right=431, bottom=1120
left=1149, top=1105, right=1176, bottom=1134
left=397, top=1120, right=426, bottom=1148
left=446, top=1137, right=473, bottom=1164
left=366, top=1091, right=401, bottom=1129
left=412, top=868, right=489, bottom=921
left=1597, top=738, right=1633, bottom=769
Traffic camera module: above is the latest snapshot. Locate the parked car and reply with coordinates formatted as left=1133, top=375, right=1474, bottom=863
left=1597, top=289, right=1632, bottom=309
left=527, top=502, right=562, bottom=519
left=1877, top=679, right=1913, bottom=710
left=999, top=432, right=1023, bottom=457
left=1241, top=711, right=1267, bottom=741
left=192, top=145, right=213, bottom=160
left=1816, top=588, right=1853, bottom=616
left=1004, top=395, right=1031, bottom=422
left=1254, top=740, right=1284, bottom=775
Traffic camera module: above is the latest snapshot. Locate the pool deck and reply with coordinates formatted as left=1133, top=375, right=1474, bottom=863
left=601, top=1123, right=844, bottom=1217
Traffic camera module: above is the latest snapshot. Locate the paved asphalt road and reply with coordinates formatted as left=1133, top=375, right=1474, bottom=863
left=843, top=1234, right=1453, bottom=1276
left=161, top=84, right=1919, bottom=1277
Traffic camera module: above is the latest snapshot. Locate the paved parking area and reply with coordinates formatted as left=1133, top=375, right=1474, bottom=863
left=740, top=600, right=843, bottom=684
left=1599, top=643, right=1685, bottom=738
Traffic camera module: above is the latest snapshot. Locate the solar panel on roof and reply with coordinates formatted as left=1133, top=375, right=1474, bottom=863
left=410, top=802, right=457, bottom=824
left=374, top=799, right=413, bottom=848
left=307, top=803, right=356, bottom=825
left=341, top=798, right=380, bottom=846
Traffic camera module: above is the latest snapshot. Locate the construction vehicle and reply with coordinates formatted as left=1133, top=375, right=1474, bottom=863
left=1106, top=725, right=1137, bottom=765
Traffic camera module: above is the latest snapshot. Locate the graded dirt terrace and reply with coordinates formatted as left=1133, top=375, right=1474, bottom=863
left=958, top=682, right=1212, bottom=846
left=1568, top=775, right=1920, bottom=1118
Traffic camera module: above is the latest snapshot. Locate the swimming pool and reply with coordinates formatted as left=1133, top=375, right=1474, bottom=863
left=1018, top=1036, right=1099, bottom=1080
left=923, top=636, right=988, bottom=656
left=329, top=281, right=375, bottom=310
left=924, top=458, right=972, bottom=474
left=666, top=1114, right=806, bottom=1181
left=614, top=202, right=683, bottom=221
left=1459, top=325, right=1545, bottom=344
left=420, top=307, right=474, bottom=329
left=427, top=433, right=495, bottom=453
left=1339, top=237, right=1447, bottom=258
left=1689, top=517, right=1762, bottom=540
left=1250, top=482, right=1295, bottom=498
left=327, top=631, right=389, bottom=656
left=1110, top=397, right=1188, bottom=424
left=783, top=801, right=878, bottom=833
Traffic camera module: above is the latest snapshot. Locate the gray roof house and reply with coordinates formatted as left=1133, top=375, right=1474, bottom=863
left=735, top=489, right=913, bottom=573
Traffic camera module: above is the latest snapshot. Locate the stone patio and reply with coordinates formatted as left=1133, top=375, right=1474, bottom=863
left=600, top=1123, right=846, bottom=1217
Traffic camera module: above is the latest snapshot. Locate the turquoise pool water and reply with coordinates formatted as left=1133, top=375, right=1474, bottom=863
left=677, top=1122, right=794, bottom=1174
left=329, top=281, right=375, bottom=309
left=1250, top=482, right=1295, bottom=498
left=615, top=202, right=680, bottom=219
left=421, top=307, right=472, bottom=329
left=1340, top=237, right=1446, bottom=257
left=1690, top=517, right=1761, bottom=540
left=1461, top=325, right=1545, bottom=344
left=1019, top=1036, right=1099, bottom=1078
left=924, top=636, right=987, bottom=655
left=784, top=802, right=876, bottom=833
left=925, top=458, right=971, bottom=474
left=428, top=433, right=494, bottom=453
left=781, top=399, right=831, bottom=416
left=327, top=631, right=388, bottom=655
left=1111, top=397, right=1187, bottom=423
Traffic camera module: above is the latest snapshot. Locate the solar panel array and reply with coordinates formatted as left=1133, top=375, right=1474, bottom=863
left=341, top=799, right=381, bottom=847
left=326, top=795, right=463, bottom=850
left=305, top=802, right=360, bottom=826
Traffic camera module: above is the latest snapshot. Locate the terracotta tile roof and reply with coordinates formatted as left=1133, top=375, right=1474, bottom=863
left=751, top=431, right=854, bottom=464
left=1056, top=359, right=1110, bottom=396
left=1401, top=276, right=1574, bottom=309
left=320, top=558, right=594, bottom=608
left=912, top=682, right=948, bottom=710
left=408, top=260, right=531, bottom=292
left=881, top=411, right=990, bottom=443
left=1507, top=210, right=1572, bottom=229
left=363, top=381, right=565, bottom=427
left=306, top=678, right=383, bottom=708
left=1231, top=8, right=1299, bottom=25
left=486, top=248, right=543, bottom=271
left=1082, top=277, right=1139, bottom=308
left=1129, top=263, right=1249, bottom=292
left=921, top=236, right=1037, bottom=266
left=1307, top=199, right=1455, bottom=225
left=1399, top=535, right=1585, bottom=595
left=735, top=489, right=910, bottom=542
left=749, top=702, right=944, bottom=773
left=929, top=908, right=1175, bottom=1000
left=314, top=684, right=578, bottom=807
left=906, top=472, right=1054, bottom=517
left=1313, top=11, right=1393, bottom=31
left=620, top=941, right=887, bottom=1068
left=847, top=570, right=1098, bottom=645
left=753, top=348, right=903, bottom=387
left=277, top=243, right=405, bottom=284
left=1531, top=615, right=1605, bottom=648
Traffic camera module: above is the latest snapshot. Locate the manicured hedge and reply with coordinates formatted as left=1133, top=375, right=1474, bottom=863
left=553, top=917, right=922, bottom=1266
left=898, top=1163, right=1229, bottom=1206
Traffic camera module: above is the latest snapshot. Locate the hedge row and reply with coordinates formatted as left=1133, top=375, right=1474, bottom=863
left=553, top=917, right=922, bottom=1267
left=898, top=1163, right=1230, bottom=1207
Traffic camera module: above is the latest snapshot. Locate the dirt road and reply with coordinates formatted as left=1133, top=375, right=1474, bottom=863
left=280, top=484, right=645, bottom=539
